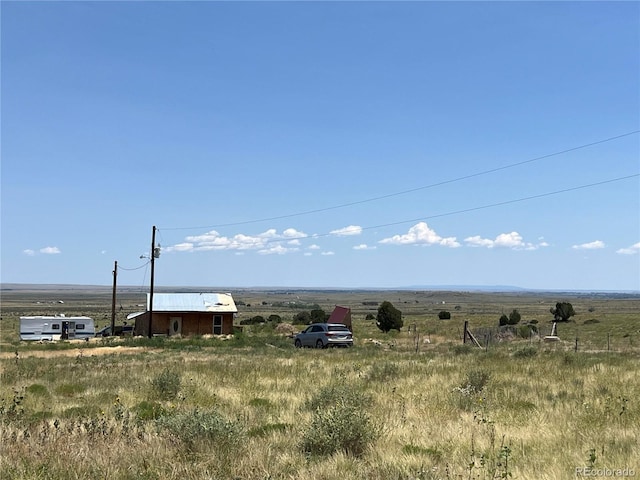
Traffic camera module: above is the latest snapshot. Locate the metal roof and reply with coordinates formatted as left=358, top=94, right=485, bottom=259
left=145, top=293, right=237, bottom=313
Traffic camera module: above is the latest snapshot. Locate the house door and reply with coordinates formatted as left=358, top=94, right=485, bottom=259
left=62, top=321, right=76, bottom=339
left=169, top=317, right=182, bottom=336
left=213, top=315, right=222, bottom=335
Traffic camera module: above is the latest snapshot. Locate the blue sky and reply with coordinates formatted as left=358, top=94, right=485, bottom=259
left=2, top=1, right=639, bottom=291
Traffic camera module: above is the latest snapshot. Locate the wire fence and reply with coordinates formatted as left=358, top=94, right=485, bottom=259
left=467, top=323, right=638, bottom=353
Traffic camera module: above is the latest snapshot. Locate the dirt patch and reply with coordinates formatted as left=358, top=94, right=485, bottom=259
left=0, top=345, right=150, bottom=360
left=275, top=323, right=297, bottom=335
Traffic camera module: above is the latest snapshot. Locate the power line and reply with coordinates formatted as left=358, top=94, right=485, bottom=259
left=358, top=173, right=640, bottom=234
left=161, top=130, right=639, bottom=232
left=116, top=261, right=150, bottom=271
left=160, top=173, right=639, bottom=246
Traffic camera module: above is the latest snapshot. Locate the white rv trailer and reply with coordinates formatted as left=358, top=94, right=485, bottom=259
left=19, top=316, right=95, bottom=341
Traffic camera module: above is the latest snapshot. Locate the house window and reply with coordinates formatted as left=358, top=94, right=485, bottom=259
left=76, top=324, right=85, bottom=330
left=213, top=315, right=222, bottom=335
left=52, top=324, right=60, bottom=330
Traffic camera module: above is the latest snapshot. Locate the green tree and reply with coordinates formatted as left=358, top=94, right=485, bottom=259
left=293, top=311, right=311, bottom=325
left=550, top=302, right=576, bottom=322
left=438, top=311, right=451, bottom=320
left=499, top=314, right=509, bottom=326
left=508, top=309, right=521, bottom=325
left=376, top=301, right=403, bottom=332
left=311, top=309, right=328, bottom=323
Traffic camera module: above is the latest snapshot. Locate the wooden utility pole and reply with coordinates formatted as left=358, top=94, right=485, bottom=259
left=148, top=226, right=157, bottom=338
left=111, top=261, right=117, bottom=335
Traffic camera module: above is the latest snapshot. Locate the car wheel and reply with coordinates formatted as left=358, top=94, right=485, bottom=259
left=316, top=339, right=324, bottom=349
left=294, top=339, right=302, bottom=348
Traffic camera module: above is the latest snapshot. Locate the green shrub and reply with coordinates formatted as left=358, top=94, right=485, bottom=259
left=452, top=344, right=473, bottom=355
left=513, top=346, right=538, bottom=358
left=61, top=405, right=101, bottom=418
left=151, top=369, right=181, bottom=400
left=240, top=315, right=265, bottom=325
left=305, top=384, right=371, bottom=411
left=55, top=383, right=86, bottom=397
left=155, top=408, right=244, bottom=453
left=311, top=308, right=328, bottom=323
left=293, top=311, right=311, bottom=325
left=517, top=325, right=537, bottom=338
left=438, top=311, right=451, bottom=320
left=300, top=401, right=380, bottom=457
left=248, top=422, right=290, bottom=437
left=26, top=384, right=49, bottom=397
left=583, top=318, right=600, bottom=325
left=134, top=401, right=166, bottom=420
left=402, top=444, right=443, bottom=461
left=248, top=397, right=272, bottom=409
left=462, top=370, right=491, bottom=394
left=377, top=301, right=403, bottom=332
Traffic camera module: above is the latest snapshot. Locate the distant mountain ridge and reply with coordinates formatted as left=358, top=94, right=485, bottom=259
left=1, top=283, right=638, bottom=295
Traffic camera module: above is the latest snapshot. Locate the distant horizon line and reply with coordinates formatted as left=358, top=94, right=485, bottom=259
left=1, top=282, right=638, bottom=295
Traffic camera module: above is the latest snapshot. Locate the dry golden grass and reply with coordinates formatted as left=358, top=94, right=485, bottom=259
left=1, top=340, right=639, bottom=480
left=1, top=288, right=639, bottom=479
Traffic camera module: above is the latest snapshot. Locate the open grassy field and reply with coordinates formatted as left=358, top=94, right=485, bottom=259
left=1, top=286, right=639, bottom=479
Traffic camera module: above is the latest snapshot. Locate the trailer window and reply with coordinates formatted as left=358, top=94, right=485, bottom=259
left=52, top=324, right=60, bottom=330
left=76, top=324, right=85, bottom=330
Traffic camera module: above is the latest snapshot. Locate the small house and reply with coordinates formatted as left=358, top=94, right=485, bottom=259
left=131, top=293, right=237, bottom=337
left=328, top=305, right=352, bottom=331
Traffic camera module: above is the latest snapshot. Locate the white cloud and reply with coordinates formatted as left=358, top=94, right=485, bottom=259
left=495, top=232, right=525, bottom=248
left=353, top=244, right=376, bottom=250
left=168, top=228, right=307, bottom=254
left=258, top=244, right=298, bottom=255
left=283, top=228, right=307, bottom=239
left=572, top=240, right=605, bottom=250
left=331, top=225, right=362, bottom=236
left=166, top=242, right=194, bottom=252
left=40, top=247, right=61, bottom=255
left=379, top=222, right=460, bottom=247
left=321, top=251, right=335, bottom=256
left=465, top=236, right=494, bottom=248
left=464, top=231, right=546, bottom=250
left=308, top=244, right=321, bottom=250
left=616, top=242, right=640, bottom=255
left=23, top=249, right=36, bottom=256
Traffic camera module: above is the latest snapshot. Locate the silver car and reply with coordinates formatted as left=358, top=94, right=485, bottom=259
left=294, top=323, right=353, bottom=348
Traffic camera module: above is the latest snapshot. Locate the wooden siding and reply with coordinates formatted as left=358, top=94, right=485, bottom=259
left=134, top=312, right=235, bottom=337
